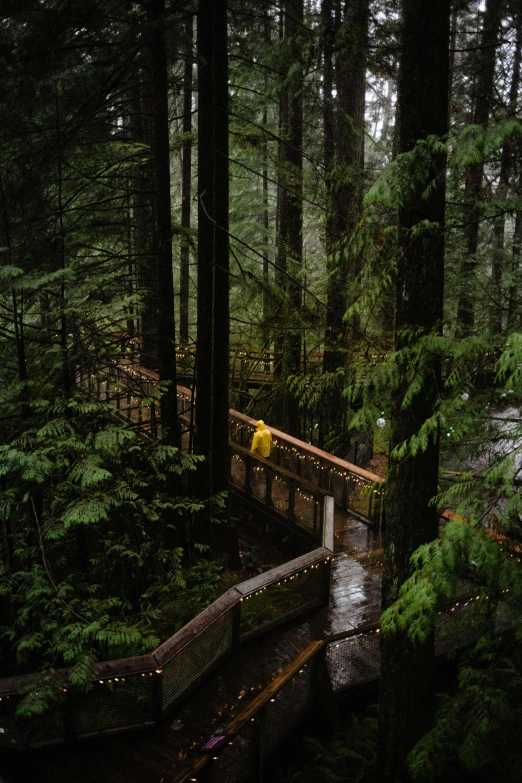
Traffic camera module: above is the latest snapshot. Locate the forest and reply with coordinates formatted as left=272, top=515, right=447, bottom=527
left=1, top=0, right=522, bottom=780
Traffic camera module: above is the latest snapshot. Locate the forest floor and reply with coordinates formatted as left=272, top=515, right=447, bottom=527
left=365, top=452, right=388, bottom=478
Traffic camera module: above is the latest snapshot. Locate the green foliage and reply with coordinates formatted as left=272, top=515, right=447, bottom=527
left=278, top=705, right=378, bottom=783
left=408, top=643, right=522, bottom=782
left=0, top=392, right=202, bottom=688
left=365, top=136, right=448, bottom=210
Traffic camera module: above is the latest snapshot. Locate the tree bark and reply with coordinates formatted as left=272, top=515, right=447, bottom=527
left=275, top=0, right=304, bottom=439
left=456, top=0, right=504, bottom=335
left=508, top=207, right=522, bottom=330
left=377, top=0, right=450, bottom=779
left=490, top=28, right=520, bottom=335
left=195, top=0, right=230, bottom=501
left=146, top=0, right=179, bottom=448
left=321, top=0, right=368, bottom=455
left=131, top=83, right=159, bottom=370
left=179, top=11, right=193, bottom=346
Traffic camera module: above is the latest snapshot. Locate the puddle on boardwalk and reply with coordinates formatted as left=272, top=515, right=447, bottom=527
left=324, top=552, right=382, bottom=636
left=334, top=509, right=383, bottom=555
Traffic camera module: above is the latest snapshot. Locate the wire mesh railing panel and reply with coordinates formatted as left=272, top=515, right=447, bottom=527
left=435, top=600, right=481, bottom=656
left=326, top=628, right=381, bottom=692
left=229, top=419, right=255, bottom=450
left=199, top=722, right=258, bottom=783
left=250, top=465, right=268, bottom=502
left=239, top=563, right=325, bottom=639
left=263, top=665, right=313, bottom=756
left=271, top=475, right=291, bottom=518
left=75, top=675, right=156, bottom=736
left=230, top=452, right=247, bottom=491
left=0, top=695, right=20, bottom=747
left=275, top=439, right=301, bottom=475
left=298, top=455, right=323, bottom=486
left=161, top=610, right=234, bottom=713
left=177, top=389, right=192, bottom=416
left=328, top=470, right=346, bottom=506
left=293, top=488, right=318, bottom=534
left=20, top=707, right=66, bottom=746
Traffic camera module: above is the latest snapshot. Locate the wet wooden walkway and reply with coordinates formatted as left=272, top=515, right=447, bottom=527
left=0, top=511, right=383, bottom=783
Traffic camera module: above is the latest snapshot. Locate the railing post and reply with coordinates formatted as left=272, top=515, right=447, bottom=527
left=253, top=705, right=266, bottom=782
left=154, top=669, right=163, bottom=725
left=245, top=457, right=252, bottom=494
left=231, top=602, right=241, bottom=650
left=311, top=644, right=339, bottom=731
left=342, top=473, right=348, bottom=510
left=288, top=481, right=296, bottom=521
left=322, top=496, right=334, bottom=552
left=62, top=695, right=77, bottom=743
left=265, top=470, right=273, bottom=507
left=321, top=555, right=332, bottom=607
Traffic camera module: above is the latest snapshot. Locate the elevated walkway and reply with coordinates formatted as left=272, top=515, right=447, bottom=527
left=0, top=360, right=489, bottom=782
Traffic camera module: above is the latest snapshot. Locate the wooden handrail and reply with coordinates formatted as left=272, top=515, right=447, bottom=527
left=0, top=549, right=330, bottom=702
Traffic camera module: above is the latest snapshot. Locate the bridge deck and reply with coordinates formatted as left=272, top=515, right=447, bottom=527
left=0, top=523, right=383, bottom=783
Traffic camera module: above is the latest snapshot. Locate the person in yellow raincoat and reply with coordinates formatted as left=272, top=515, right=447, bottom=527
left=250, top=420, right=272, bottom=459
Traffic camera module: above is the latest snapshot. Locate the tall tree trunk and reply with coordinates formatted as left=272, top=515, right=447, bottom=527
left=456, top=0, right=504, bottom=335
left=321, top=0, right=368, bottom=455
left=0, top=170, right=29, bottom=417
left=508, top=207, right=522, bottom=330
left=147, top=0, right=179, bottom=448
left=131, top=84, right=159, bottom=370
left=273, top=6, right=288, bottom=425
left=195, top=0, right=230, bottom=502
left=179, top=11, right=193, bottom=345
left=274, top=0, right=304, bottom=438
left=377, top=0, right=450, bottom=779
left=490, top=28, right=520, bottom=335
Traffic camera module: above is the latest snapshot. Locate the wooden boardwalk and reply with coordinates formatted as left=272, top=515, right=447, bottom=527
left=0, top=513, right=383, bottom=783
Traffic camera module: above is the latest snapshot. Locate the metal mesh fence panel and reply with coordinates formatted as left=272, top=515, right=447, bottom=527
left=75, top=675, right=156, bottom=736
left=275, top=441, right=300, bottom=474
left=347, top=480, right=373, bottom=519
left=230, top=453, right=247, bottom=490
left=250, top=465, right=268, bottom=503
left=198, top=722, right=257, bottom=783
left=161, top=610, right=234, bottom=713
left=435, top=601, right=482, bottom=656
left=328, top=470, right=345, bottom=506
left=263, top=665, right=313, bottom=755
left=299, top=455, right=323, bottom=486
left=239, top=564, right=325, bottom=639
left=229, top=419, right=255, bottom=450
left=326, top=629, right=381, bottom=692
left=21, top=707, right=66, bottom=746
left=0, top=696, right=65, bottom=747
left=271, top=475, right=291, bottom=518
left=293, top=488, right=318, bottom=534
left=0, top=695, right=19, bottom=747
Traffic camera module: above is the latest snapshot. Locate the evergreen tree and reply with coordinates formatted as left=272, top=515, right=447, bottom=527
left=377, top=0, right=451, bottom=778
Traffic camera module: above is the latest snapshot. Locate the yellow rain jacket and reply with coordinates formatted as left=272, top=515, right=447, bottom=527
left=251, top=420, right=272, bottom=459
